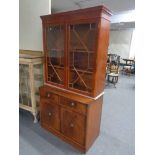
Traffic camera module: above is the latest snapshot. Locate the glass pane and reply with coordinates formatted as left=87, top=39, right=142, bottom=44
left=33, top=64, right=43, bottom=106
left=46, top=25, right=64, bottom=85
left=19, top=64, right=32, bottom=106
left=69, top=23, right=97, bottom=93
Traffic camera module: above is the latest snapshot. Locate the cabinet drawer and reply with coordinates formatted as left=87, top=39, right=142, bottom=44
left=60, top=97, right=86, bottom=114
left=61, top=108, right=86, bottom=145
left=40, top=89, right=59, bottom=103
left=41, top=101, right=60, bottom=131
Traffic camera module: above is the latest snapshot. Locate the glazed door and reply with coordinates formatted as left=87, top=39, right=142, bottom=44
left=68, top=22, right=97, bottom=93
left=46, top=25, right=65, bottom=86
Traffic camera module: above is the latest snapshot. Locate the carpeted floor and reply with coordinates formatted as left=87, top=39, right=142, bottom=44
left=19, top=74, right=135, bottom=155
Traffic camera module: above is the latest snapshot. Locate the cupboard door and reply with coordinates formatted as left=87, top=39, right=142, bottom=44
left=61, top=108, right=86, bottom=145
left=68, top=23, right=97, bottom=93
left=41, top=101, right=60, bottom=131
left=46, top=25, right=65, bottom=86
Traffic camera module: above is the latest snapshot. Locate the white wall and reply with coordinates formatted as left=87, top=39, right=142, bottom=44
left=109, top=29, right=134, bottom=59
left=19, top=0, right=134, bottom=55
left=19, top=0, right=50, bottom=51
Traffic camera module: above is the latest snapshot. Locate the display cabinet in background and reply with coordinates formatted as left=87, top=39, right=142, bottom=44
left=19, top=50, right=43, bottom=123
left=40, top=6, right=111, bottom=152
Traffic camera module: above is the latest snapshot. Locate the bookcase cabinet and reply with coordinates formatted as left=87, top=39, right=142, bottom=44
left=40, top=6, right=111, bottom=152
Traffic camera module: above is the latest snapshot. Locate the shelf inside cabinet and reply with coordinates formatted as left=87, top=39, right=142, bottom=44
left=70, top=50, right=94, bottom=53
left=48, top=49, right=64, bottom=52
left=47, top=64, right=93, bottom=74
left=70, top=67, right=93, bottom=74
left=70, top=23, right=96, bottom=31
left=48, top=65, right=64, bottom=70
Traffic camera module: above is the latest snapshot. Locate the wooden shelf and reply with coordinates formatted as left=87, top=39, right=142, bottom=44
left=48, top=65, right=64, bottom=69
left=71, top=67, right=93, bottom=74
left=48, top=49, right=63, bottom=51
left=70, top=50, right=94, bottom=53
left=48, top=64, right=93, bottom=74
left=48, top=49, right=95, bottom=53
left=70, top=28, right=96, bottom=31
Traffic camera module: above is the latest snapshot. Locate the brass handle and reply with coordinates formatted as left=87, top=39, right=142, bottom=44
left=70, top=102, right=75, bottom=107
left=48, top=112, right=55, bottom=116
left=70, top=123, right=74, bottom=128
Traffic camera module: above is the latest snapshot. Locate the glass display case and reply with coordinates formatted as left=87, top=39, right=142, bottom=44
left=19, top=50, right=43, bottom=123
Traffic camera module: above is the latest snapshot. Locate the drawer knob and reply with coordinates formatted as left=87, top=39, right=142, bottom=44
left=70, top=102, right=75, bottom=106
left=70, top=123, right=74, bottom=128
left=48, top=112, right=52, bottom=116
left=47, top=93, right=51, bottom=98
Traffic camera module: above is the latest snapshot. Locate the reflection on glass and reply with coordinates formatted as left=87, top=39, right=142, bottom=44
left=19, top=64, right=31, bottom=106
left=46, top=25, right=64, bottom=85
left=69, top=23, right=96, bottom=92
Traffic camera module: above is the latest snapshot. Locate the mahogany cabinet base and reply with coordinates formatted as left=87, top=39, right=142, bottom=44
left=40, top=85, right=103, bottom=153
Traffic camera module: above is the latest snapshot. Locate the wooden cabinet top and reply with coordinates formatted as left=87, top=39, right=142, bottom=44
left=19, top=50, right=43, bottom=64
left=19, top=50, right=43, bottom=58
left=40, top=5, right=112, bottom=23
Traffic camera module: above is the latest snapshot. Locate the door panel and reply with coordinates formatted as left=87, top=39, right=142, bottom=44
left=68, top=23, right=97, bottom=93
left=41, top=101, right=60, bottom=131
left=46, top=25, right=65, bottom=86
left=61, top=108, right=86, bottom=145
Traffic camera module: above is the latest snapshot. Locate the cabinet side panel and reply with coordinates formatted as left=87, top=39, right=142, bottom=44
left=94, top=19, right=110, bottom=96
left=85, top=95, right=103, bottom=150
left=41, top=22, right=48, bottom=84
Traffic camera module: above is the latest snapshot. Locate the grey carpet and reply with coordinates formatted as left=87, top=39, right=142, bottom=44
left=19, top=74, right=135, bottom=155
